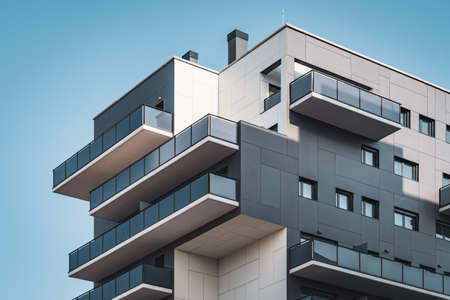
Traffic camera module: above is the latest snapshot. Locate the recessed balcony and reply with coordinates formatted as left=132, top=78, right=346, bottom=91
left=289, top=239, right=450, bottom=300
left=289, top=71, right=402, bottom=140
left=72, top=264, right=172, bottom=300
left=69, top=173, right=239, bottom=282
left=439, top=185, right=450, bottom=215
left=88, top=115, right=239, bottom=222
left=53, top=105, right=173, bottom=200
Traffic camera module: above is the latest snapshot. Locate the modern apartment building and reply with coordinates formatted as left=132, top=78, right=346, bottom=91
left=53, top=24, right=450, bottom=300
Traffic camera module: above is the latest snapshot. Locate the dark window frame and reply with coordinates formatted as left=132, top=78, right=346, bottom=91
left=361, top=145, right=379, bottom=168
left=299, top=177, right=318, bottom=200
left=443, top=173, right=450, bottom=187
left=446, top=125, right=450, bottom=144
left=436, top=221, right=450, bottom=241
left=419, top=114, right=435, bottom=137
left=400, top=108, right=411, bottom=128
left=335, top=188, right=353, bottom=211
left=394, top=157, right=419, bottom=181
left=394, top=208, right=418, bottom=231
left=361, top=197, right=379, bottom=219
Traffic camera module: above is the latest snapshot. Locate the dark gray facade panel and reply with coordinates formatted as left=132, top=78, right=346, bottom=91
left=94, top=60, right=175, bottom=137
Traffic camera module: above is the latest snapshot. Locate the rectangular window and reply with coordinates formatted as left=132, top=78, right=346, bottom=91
left=436, top=222, right=450, bottom=241
left=443, top=173, right=450, bottom=187
left=336, top=189, right=353, bottom=211
left=299, top=177, right=317, bottom=200
left=394, top=157, right=419, bottom=181
left=361, top=145, right=379, bottom=168
left=419, top=115, right=435, bottom=137
left=400, top=108, right=410, bottom=128
left=446, top=125, right=450, bottom=143
left=362, top=197, right=379, bottom=219
left=268, top=84, right=280, bottom=97
left=394, top=208, right=418, bottom=231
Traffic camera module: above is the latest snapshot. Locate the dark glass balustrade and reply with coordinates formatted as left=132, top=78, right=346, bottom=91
left=289, top=238, right=450, bottom=296
left=69, top=173, right=237, bottom=272
left=263, top=92, right=281, bottom=112
left=72, top=264, right=172, bottom=300
left=289, top=71, right=401, bottom=124
left=53, top=105, right=173, bottom=187
left=440, top=185, right=450, bottom=208
left=89, top=115, right=238, bottom=211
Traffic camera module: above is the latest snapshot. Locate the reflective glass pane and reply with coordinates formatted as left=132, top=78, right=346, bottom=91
left=175, top=185, right=190, bottom=210
left=210, top=174, right=236, bottom=200
left=444, top=275, right=450, bottom=296
left=360, top=90, right=381, bottom=116
left=53, top=163, right=66, bottom=187
left=394, top=161, right=402, bottom=176
left=130, top=107, right=143, bottom=132
left=313, top=72, right=337, bottom=99
left=338, top=247, right=359, bottom=271
left=116, top=221, right=130, bottom=244
left=102, top=280, right=116, bottom=300
left=364, top=150, right=374, bottom=166
left=69, top=251, right=78, bottom=270
left=116, top=168, right=130, bottom=192
left=66, top=154, right=78, bottom=177
left=130, top=213, right=143, bottom=236
left=90, top=237, right=103, bottom=258
left=394, top=212, right=403, bottom=226
left=424, top=270, right=443, bottom=293
left=382, top=99, right=400, bottom=123
left=103, top=178, right=116, bottom=200
left=78, top=244, right=90, bottom=266
left=192, top=117, right=209, bottom=145
left=404, top=215, right=414, bottom=230
left=159, top=139, right=174, bottom=165
left=210, top=116, right=237, bottom=143
left=420, top=119, right=430, bottom=135
left=175, top=128, right=192, bottom=155
left=145, top=150, right=159, bottom=174
left=78, top=145, right=90, bottom=169
left=78, top=292, right=89, bottom=300
left=314, top=241, right=337, bottom=263
left=191, top=174, right=209, bottom=201
left=403, top=164, right=413, bottom=180
left=116, top=272, right=130, bottom=295
left=103, top=230, right=116, bottom=252
left=302, top=182, right=312, bottom=199
left=90, top=287, right=102, bottom=300
left=144, top=205, right=159, bottom=227
left=382, top=259, right=402, bottom=282
left=159, top=195, right=174, bottom=219
left=145, top=106, right=172, bottom=132
left=116, top=117, right=130, bottom=141
left=403, top=265, right=423, bottom=288
left=337, top=81, right=359, bottom=107
left=130, top=158, right=144, bottom=184
left=103, top=127, right=116, bottom=151
left=130, top=266, right=143, bottom=289
left=90, top=186, right=103, bottom=210
left=90, top=137, right=103, bottom=160
left=360, top=253, right=381, bottom=276
left=290, top=72, right=312, bottom=103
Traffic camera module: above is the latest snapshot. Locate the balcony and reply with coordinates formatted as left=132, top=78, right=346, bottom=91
left=439, top=185, right=450, bottom=215
left=89, top=115, right=239, bottom=221
left=263, top=92, right=281, bottom=112
left=69, top=173, right=239, bottom=282
left=73, top=265, right=172, bottom=300
left=289, top=239, right=450, bottom=300
left=289, top=71, right=402, bottom=140
left=53, top=105, right=173, bottom=200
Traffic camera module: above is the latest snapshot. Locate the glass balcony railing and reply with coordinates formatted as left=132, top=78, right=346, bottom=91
left=89, top=114, right=238, bottom=211
left=290, top=238, right=450, bottom=296
left=289, top=71, right=401, bottom=124
left=73, top=264, right=172, bottom=300
left=69, top=173, right=237, bottom=272
left=263, top=92, right=281, bottom=112
left=440, top=185, right=450, bottom=208
left=53, top=105, right=173, bottom=188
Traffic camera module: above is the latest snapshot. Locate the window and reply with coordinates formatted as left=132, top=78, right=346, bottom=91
left=400, top=108, right=410, bottom=128
left=269, top=124, right=278, bottom=132
left=268, top=84, right=280, bottom=97
left=394, top=157, right=419, bottom=181
left=299, top=177, right=317, bottom=200
left=336, top=189, right=353, bottom=211
left=361, top=197, right=379, bottom=219
left=436, top=222, right=450, bottom=241
left=419, top=115, right=435, bottom=137
left=446, top=125, right=450, bottom=143
left=394, top=208, right=418, bottom=231
left=443, top=173, right=450, bottom=187
left=361, top=145, right=379, bottom=167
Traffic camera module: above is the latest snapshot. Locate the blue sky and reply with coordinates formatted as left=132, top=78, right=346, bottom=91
left=0, top=0, right=449, bottom=298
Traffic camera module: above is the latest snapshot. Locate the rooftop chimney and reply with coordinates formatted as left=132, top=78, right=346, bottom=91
left=182, top=50, right=198, bottom=64
left=227, top=29, right=248, bottom=64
